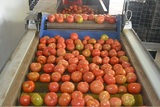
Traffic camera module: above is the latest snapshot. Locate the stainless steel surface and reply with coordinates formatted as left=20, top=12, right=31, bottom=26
left=123, top=29, right=160, bottom=100
left=0, top=0, right=29, bottom=72
left=0, top=30, right=37, bottom=105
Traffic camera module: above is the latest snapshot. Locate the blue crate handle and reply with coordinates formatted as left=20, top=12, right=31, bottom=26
left=39, top=14, right=121, bottom=40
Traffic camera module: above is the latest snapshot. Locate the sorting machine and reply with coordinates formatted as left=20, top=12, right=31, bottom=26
left=0, top=0, right=160, bottom=106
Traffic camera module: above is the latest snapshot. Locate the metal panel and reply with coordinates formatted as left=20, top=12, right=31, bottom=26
left=0, top=0, right=29, bottom=72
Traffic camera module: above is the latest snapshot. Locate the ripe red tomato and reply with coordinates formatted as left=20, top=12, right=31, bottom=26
left=100, top=50, right=108, bottom=58
left=99, top=91, right=110, bottom=101
left=70, top=32, right=79, bottom=40
left=55, top=56, right=64, bottom=64
left=102, top=57, right=110, bottom=64
left=92, top=49, right=101, bottom=56
left=100, top=99, right=110, bottom=107
left=72, top=50, right=79, bottom=56
left=108, top=16, right=116, bottom=24
left=96, top=76, right=104, bottom=83
left=39, top=73, right=51, bottom=82
left=48, top=15, right=55, bottom=23
left=106, top=38, right=114, bottom=44
left=71, top=71, right=82, bottom=82
left=94, top=43, right=102, bottom=50
left=81, top=14, right=88, bottom=21
left=47, top=37, right=56, bottom=44
left=79, top=59, right=89, bottom=65
left=57, top=42, right=66, bottom=49
left=38, top=43, right=46, bottom=50
left=115, top=75, right=127, bottom=84
left=117, top=51, right=126, bottom=57
left=115, top=68, right=126, bottom=75
left=39, top=37, right=47, bottom=44
left=86, top=98, right=99, bottom=107
left=90, top=80, right=104, bottom=94
left=71, top=91, right=83, bottom=99
left=110, top=56, right=119, bottom=65
left=37, top=55, right=47, bottom=64
left=44, top=92, right=58, bottom=106
left=61, top=74, right=70, bottom=82
left=92, top=56, right=102, bottom=65
left=77, top=64, right=89, bottom=74
left=108, top=49, right=117, bottom=57
left=66, top=15, right=74, bottom=23
left=104, top=69, right=115, bottom=76
left=27, top=72, right=40, bottom=82
left=104, top=74, right=116, bottom=84
left=51, top=72, right=61, bottom=82
left=106, top=84, right=118, bottom=94
left=43, top=63, right=54, bottom=73
left=92, top=69, right=104, bottom=77
left=68, top=57, right=79, bottom=64
left=77, top=82, right=89, bottom=93
left=30, top=62, right=42, bottom=72
left=56, top=15, right=64, bottom=23
left=48, top=82, right=59, bottom=92
left=95, top=14, right=105, bottom=24
left=109, top=97, right=122, bottom=107
left=65, top=38, right=74, bottom=44
left=76, top=55, right=85, bottom=60
left=58, top=93, right=71, bottom=106
left=102, top=44, right=111, bottom=51
left=113, top=64, right=123, bottom=71
left=126, top=72, right=137, bottom=83
left=122, top=62, right=131, bottom=68
left=57, top=48, right=66, bottom=56
left=67, top=64, right=77, bottom=73
left=83, top=72, right=95, bottom=83
left=124, top=67, right=135, bottom=73
left=47, top=55, right=56, bottom=64
left=22, top=81, right=35, bottom=93
left=127, top=83, right=141, bottom=94
left=71, top=97, right=85, bottom=107
left=54, top=64, right=65, bottom=74
left=84, top=94, right=93, bottom=103
left=60, top=81, right=75, bottom=93
left=48, top=43, right=56, bottom=49
left=101, top=63, right=112, bottom=71
left=89, top=63, right=99, bottom=71
left=64, top=53, right=75, bottom=61
left=118, top=85, right=127, bottom=94
left=67, top=43, right=75, bottom=51
left=43, top=47, right=56, bottom=57
left=36, top=50, right=43, bottom=57
left=19, top=94, right=31, bottom=106
left=84, top=44, right=94, bottom=51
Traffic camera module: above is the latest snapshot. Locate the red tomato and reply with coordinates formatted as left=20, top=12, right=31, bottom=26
left=30, top=62, right=42, bottom=72
left=57, top=60, right=69, bottom=68
left=92, top=56, right=102, bottom=65
left=127, top=83, right=141, bottom=94
left=36, top=50, right=43, bottom=57
left=71, top=91, right=83, bottom=99
left=39, top=73, right=51, bottom=82
left=96, top=76, right=104, bottom=83
left=84, top=44, right=94, bottom=51
left=55, top=56, right=64, bottom=64
left=77, top=64, right=89, bottom=74
left=64, top=53, right=75, bottom=61
left=57, top=42, right=66, bottom=49
left=43, top=47, right=56, bottom=57
left=47, top=55, right=56, bottom=64
left=99, top=91, right=110, bottom=101
left=71, top=97, right=85, bottom=107
left=86, top=98, right=99, bottom=107
left=109, top=97, right=122, bottom=107
left=61, top=74, right=70, bottom=82
left=70, top=32, right=79, bottom=40
left=100, top=99, right=110, bottom=107
left=106, top=38, right=114, bottom=44
left=115, top=75, right=127, bottom=84
left=89, top=63, right=99, bottom=71
left=118, top=85, right=127, bottom=94
left=122, top=62, right=131, bottom=68
left=81, top=14, right=88, bottom=21
left=110, top=56, right=119, bottom=65
left=79, top=59, right=89, bottom=65
left=76, top=55, right=85, bottom=60
left=102, top=44, right=111, bottom=51
left=90, top=80, right=104, bottom=94
left=67, top=43, right=75, bottom=51
left=48, top=43, right=56, bottom=49
left=124, top=67, right=135, bottom=73
left=115, top=68, right=126, bottom=75
left=84, top=35, right=90, bottom=40
left=66, top=15, right=74, bottom=23
left=54, top=64, right=65, bottom=74
left=97, top=39, right=105, bottom=45
left=38, top=43, right=46, bottom=50
left=92, top=49, right=101, bottom=56
left=60, top=81, right=75, bottom=93
left=67, top=64, right=77, bottom=73
left=102, top=57, right=110, bottom=64
left=126, top=72, right=137, bottom=83
left=94, top=43, right=102, bottom=50
left=65, top=38, right=74, bottom=44
left=113, top=64, right=123, bottom=71
left=22, top=81, right=35, bottom=93
left=48, top=82, right=59, bottom=92
left=104, top=74, right=116, bottom=84
left=43, top=63, right=54, bottom=73
left=108, top=49, right=117, bottom=57
left=44, top=92, right=58, bottom=106
left=57, top=48, right=66, bottom=56
left=58, top=93, right=71, bottom=106
left=71, top=71, right=82, bottom=82
left=51, top=72, right=61, bottom=82
left=108, top=16, right=116, bottom=24
left=47, top=37, right=56, bottom=44
left=37, top=55, right=47, bottom=64
left=95, top=14, right=105, bottom=24
left=48, top=15, right=55, bottom=23
left=111, top=40, right=122, bottom=51
left=19, top=94, right=31, bottom=106
left=104, top=69, right=115, bottom=76
left=39, top=37, right=47, bottom=44
left=101, top=63, right=112, bottom=71
left=100, top=50, right=108, bottom=58
left=106, top=84, right=118, bottom=94
left=84, top=94, right=93, bottom=103
left=92, top=69, right=104, bottom=77
left=83, top=72, right=95, bottom=83
left=72, top=50, right=79, bottom=56
left=117, top=51, right=126, bottom=57
left=56, top=15, right=64, bottom=23
left=68, top=57, right=79, bottom=64
left=77, top=82, right=89, bottom=93
left=27, top=72, right=40, bottom=82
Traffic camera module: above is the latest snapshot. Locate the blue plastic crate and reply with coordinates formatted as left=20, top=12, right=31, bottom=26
left=39, top=14, right=121, bottom=40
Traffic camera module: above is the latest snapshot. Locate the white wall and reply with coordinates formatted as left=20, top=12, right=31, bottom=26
left=0, top=0, right=29, bottom=72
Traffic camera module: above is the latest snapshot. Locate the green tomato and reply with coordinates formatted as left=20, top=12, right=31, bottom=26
left=76, top=43, right=84, bottom=51
left=31, top=93, right=43, bottom=106
left=121, top=93, right=135, bottom=106
left=100, top=34, right=109, bottom=41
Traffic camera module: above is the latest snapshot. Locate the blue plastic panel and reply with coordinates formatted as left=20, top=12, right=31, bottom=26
left=40, top=14, right=121, bottom=40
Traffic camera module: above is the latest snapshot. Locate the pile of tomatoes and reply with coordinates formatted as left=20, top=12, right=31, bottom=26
left=19, top=32, right=143, bottom=106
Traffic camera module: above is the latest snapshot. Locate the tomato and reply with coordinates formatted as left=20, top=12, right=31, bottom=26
left=54, top=34, right=60, bottom=40
left=76, top=43, right=84, bottom=51
left=68, top=57, right=79, bottom=64
left=110, top=56, right=119, bottom=65
left=39, top=37, right=47, bottom=44
left=58, top=93, right=71, bottom=106
left=30, top=62, right=42, bottom=72
left=19, top=94, right=31, bottom=106
left=81, top=14, right=88, bottom=21
left=106, top=38, right=114, bottom=45
left=82, top=39, right=88, bottom=45
left=90, top=80, right=104, bottom=94
left=84, top=44, right=94, bottom=51
left=71, top=71, right=82, bottom=82
left=99, top=91, right=110, bottom=101
left=124, top=67, right=135, bottom=73
left=100, top=50, right=108, bottom=58
left=22, top=81, right=35, bottom=93
left=47, top=55, right=56, bottom=64
left=55, top=56, right=64, bottom=64
left=86, top=98, right=99, bottom=107
left=115, top=68, right=126, bottom=75
left=39, top=73, right=51, bottom=82
left=113, top=64, right=123, bottom=71
left=104, top=74, right=116, bottom=84
left=60, top=81, right=75, bottom=93
left=102, top=44, right=111, bottom=51
left=61, top=74, right=70, bottom=82
left=94, top=43, right=102, bottom=50
left=100, top=34, right=109, bottom=41
left=84, top=94, right=93, bottom=103
left=84, top=35, right=90, bottom=40
left=44, top=92, right=58, bottom=106
left=48, top=15, right=55, bottom=23
left=108, top=16, right=116, bottom=24
left=57, top=48, right=66, bottom=56
left=77, top=82, right=89, bottom=93
left=51, top=72, right=61, bottom=82
left=77, top=64, right=89, bottom=74
left=37, top=55, right=47, bottom=64
left=67, top=64, right=77, bottom=73
left=101, top=63, right=112, bottom=71
left=43, top=47, right=56, bottom=57
left=36, top=50, right=43, bottom=57
left=102, top=57, right=110, bottom=64
left=48, top=43, right=56, bottom=49
left=100, top=99, right=110, bottom=107
left=79, top=59, right=89, bottom=65
left=109, top=97, right=122, bottom=107
left=31, top=93, right=43, bottom=106
left=83, top=72, right=95, bottom=83
left=54, top=64, right=65, bottom=74
left=115, top=75, right=127, bottom=84
left=122, top=62, right=131, bottom=68
left=65, top=38, right=73, bottom=44
left=97, top=39, right=105, bottom=45
left=92, top=49, right=101, bottom=56
left=66, top=14, right=74, bottom=23
left=57, top=42, right=66, bottom=49
left=70, top=32, right=79, bottom=40
left=38, top=43, right=46, bottom=50
left=92, top=56, right=102, bottom=65
left=64, top=53, right=75, bottom=61
left=119, top=56, right=129, bottom=63
left=117, top=51, right=126, bottom=57
left=118, top=85, right=127, bottom=94
left=57, top=59, right=69, bottom=68
left=111, top=40, right=121, bottom=51
left=88, top=14, right=95, bottom=20
left=71, top=91, right=83, bottom=99
left=71, top=97, right=85, bottom=107
left=121, top=93, right=135, bottom=106
left=76, top=55, right=85, bottom=60
left=47, top=37, right=56, bottom=44
left=89, top=63, right=99, bottom=71
left=96, top=76, right=104, bottom=83
left=104, top=69, right=115, bottom=76
left=43, top=63, right=54, bottom=73
left=27, top=72, right=40, bottom=82
left=67, top=43, right=75, bottom=51
left=72, top=50, right=79, bottom=56
left=74, top=39, right=82, bottom=44
left=92, top=69, right=104, bottom=77
left=48, top=82, right=59, bottom=92
left=106, top=84, right=118, bottom=94
left=108, top=49, right=117, bottom=57
left=82, top=49, right=91, bottom=57
left=127, top=83, right=141, bottom=94
left=56, top=15, right=64, bottom=23
left=126, top=72, right=137, bottom=83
